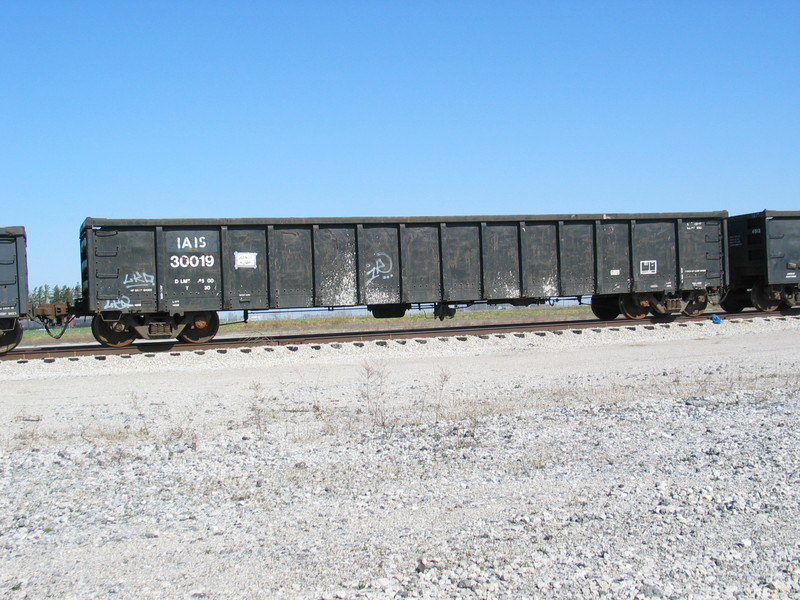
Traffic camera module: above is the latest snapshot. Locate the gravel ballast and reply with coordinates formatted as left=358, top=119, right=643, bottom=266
left=1, top=316, right=799, bottom=599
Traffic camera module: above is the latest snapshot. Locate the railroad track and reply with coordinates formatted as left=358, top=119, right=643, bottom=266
left=4, top=310, right=798, bottom=363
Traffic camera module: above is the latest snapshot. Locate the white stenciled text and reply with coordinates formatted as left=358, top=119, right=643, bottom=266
left=169, top=254, right=216, bottom=268
left=177, top=236, right=207, bottom=249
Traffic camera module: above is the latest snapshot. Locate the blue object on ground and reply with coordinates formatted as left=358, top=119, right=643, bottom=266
left=711, top=314, right=724, bottom=324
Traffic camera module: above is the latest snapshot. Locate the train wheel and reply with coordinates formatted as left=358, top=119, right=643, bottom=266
left=0, top=320, right=23, bottom=354
left=618, top=294, right=649, bottom=320
left=178, top=311, right=220, bottom=344
left=92, top=315, right=137, bottom=347
left=750, top=283, right=780, bottom=312
left=590, top=295, right=620, bottom=320
left=779, top=288, right=797, bottom=310
left=719, top=289, right=748, bottom=313
left=648, top=297, right=670, bottom=317
left=682, top=294, right=708, bottom=317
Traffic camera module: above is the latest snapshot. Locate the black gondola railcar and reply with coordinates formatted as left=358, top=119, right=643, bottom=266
left=0, top=227, right=28, bottom=354
left=722, top=210, right=800, bottom=312
left=78, top=213, right=727, bottom=347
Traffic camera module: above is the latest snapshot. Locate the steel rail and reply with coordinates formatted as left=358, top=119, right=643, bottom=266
left=4, top=310, right=798, bottom=363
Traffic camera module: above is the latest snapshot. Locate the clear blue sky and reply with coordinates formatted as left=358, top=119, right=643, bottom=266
left=2, top=1, right=798, bottom=288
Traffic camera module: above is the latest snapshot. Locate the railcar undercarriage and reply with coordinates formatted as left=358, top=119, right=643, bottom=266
left=89, top=311, right=221, bottom=347
left=591, top=290, right=716, bottom=321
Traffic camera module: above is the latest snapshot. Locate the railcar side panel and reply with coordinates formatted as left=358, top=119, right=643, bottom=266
left=520, top=222, right=559, bottom=297
left=441, top=224, right=481, bottom=302
left=482, top=222, right=521, bottom=299
left=0, top=237, right=20, bottom=317
left=314, top=225, right=358, bottom=306
left=725, top=216, right=754, bottom=286
left=268, top=225, right=314, bottom=308
left=400, top=224, right=441, bottom=303
left=631, top=220, right=677, bottom=293
left=595, top=221, right=631, bottom=294
left=559, top=221, right=595, bottom=296
left=766, top=217, right=800, bottom=285
left=726, top=211, right=800, bottom=288
left=358, top=225, right=401, bottom=305
left=89, top=228, right=158, bottom=313
left=678, top=219, right=724, bottom=289
left=0, top=228, right=27, bottom=318
left=162, top=227, right=223, bottom=311
left=223, top=227, right=268, bottom=310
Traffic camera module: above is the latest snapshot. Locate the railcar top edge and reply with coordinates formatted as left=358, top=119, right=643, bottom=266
left=81, top=212, right=729, bottom=230
left=1, top=227, right=26, bottom=237
left=729, top=210, right=800, bottom=219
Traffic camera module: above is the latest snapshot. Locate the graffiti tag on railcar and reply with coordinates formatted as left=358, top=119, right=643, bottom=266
left=103, top=296, right=132, bottom=310
left=365, top=253, right=394, bottom=285
left=123, top=271, right=155, bottom=290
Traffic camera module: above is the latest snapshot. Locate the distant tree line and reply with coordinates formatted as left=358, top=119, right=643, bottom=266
left=29, top=284, right=81, bottom=306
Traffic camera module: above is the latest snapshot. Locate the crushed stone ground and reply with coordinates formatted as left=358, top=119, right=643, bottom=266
left=1, top=315, right=799, bottom=599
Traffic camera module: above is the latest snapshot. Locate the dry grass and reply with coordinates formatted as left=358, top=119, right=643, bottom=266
left=17, top=305, right=593, bottom=347
left=359, top=361, right=391, bottom=429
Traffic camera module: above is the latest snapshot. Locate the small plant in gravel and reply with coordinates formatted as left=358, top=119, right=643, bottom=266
left=297, top=368, right=324, bottom=415
left=529, top=450, right=552, bottom=470
left=246, top=381, right=274, bottom=439
left=10, top=413, right=42, bottom=450
left=442, top=387, right=491, bottom=444
left=128, top=392, right=153, bottom=438
left=359, top=361, right=391, bottom=429
left=432, top=367, right=451, bottom=423
left=169, top=398, right=206, bottom=451
left=75, top=394, right=203, bottom=451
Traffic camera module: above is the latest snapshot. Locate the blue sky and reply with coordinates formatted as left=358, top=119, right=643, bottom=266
left=2, top=1, right=798, bottom=287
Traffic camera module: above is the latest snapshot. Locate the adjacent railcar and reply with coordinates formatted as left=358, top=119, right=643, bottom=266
left=587, top=213, right=728, bottom=320
left=79, top=213, right=727, bottom=346
left=0, top=227, right=28, bottom=354
left=721, top=210, right=800, bottom=312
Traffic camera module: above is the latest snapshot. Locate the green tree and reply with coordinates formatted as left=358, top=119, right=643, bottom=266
left=60, top=285, right=75, bottom=304
left=28, top=285, right=46, bottom=306
left=28, top=283, right=81, bottom=307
